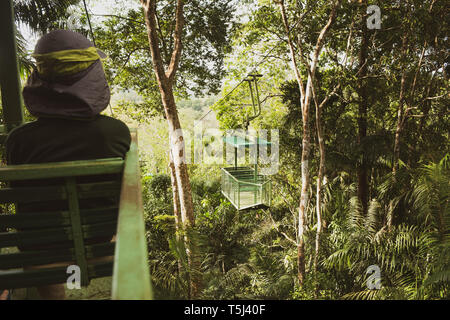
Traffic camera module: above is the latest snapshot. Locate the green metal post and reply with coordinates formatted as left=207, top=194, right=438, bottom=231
left=0, top=0, right=24, bottom=132
left=269, top=181, right=272, bottom=206
left=66, top=177, right=89, bottom=287
left=253, top=75, right=262, bottom=118
left=237, top=182, right=240, bottom=210
left=254, top=143, right=258, bottom=203
left=254, top=143, right=259, bottom=182
left=234, top=135, right=237, bottom=169
left=247, top=78, right=256, bottom=116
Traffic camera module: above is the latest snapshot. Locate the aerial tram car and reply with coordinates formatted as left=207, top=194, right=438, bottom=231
left=220, top=74, right=273, bottom=210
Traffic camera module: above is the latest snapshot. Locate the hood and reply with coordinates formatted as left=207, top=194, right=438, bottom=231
left=22, top=29, right=110, bottom=120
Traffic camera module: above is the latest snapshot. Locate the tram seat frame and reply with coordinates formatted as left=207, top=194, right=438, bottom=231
left=0, top=131, right=152, bottom=299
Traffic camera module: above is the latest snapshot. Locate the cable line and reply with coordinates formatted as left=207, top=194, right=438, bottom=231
left=81, top=0, right=114, bottom=117
left=194, top=40, right=280, bottom=127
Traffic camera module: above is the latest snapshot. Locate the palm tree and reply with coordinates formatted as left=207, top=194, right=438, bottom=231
left=13, top=0, right=81, bottom=75
left=323, top=155, right=449, bottom=299
left=14, top=0, right=80, bottom=33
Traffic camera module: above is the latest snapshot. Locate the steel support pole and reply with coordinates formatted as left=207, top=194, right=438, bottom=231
left=0, top=0, right=24, bottom=132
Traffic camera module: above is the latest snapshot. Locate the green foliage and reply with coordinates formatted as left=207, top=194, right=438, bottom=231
left=90, top=1, right=237, bottom=110
left=13, top=0, right=82, bottom=79
left=117, top=0, right=450, bottom=301
left=177, top=95, right=218, bottom=112
left=13, top=0, right=448, bottom=301
left=14, top=0, right=80, bottom=33
left=322, top=156, right=449, bottom=299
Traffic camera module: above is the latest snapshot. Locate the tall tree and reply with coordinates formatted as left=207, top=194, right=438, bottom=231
left=388, top=0, right=445, bottom=229
left=140, top=0, right=201, bottom=297
left=90, top=1, right=234, bottom=297
left=278, top=0, right=341, bottom=286
left=356, top=0, right=369, bottom=216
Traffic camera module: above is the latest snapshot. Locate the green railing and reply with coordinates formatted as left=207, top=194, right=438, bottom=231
left=221, top=166, right=271, bottom=210
left=112, top=130, right=152, bottom=299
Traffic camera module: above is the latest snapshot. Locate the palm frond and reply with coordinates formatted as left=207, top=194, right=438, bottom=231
left=14, top=0, right=81, bottom=33
left=15, top=29, right=33, bottom=79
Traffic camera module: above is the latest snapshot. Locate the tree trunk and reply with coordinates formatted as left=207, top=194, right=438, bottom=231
left=161, top=85, right=195, bottom=228
left=279, top=0, right=340, bottom=287
left=297, top=111, right=310, bottom=286
left=141, top=0, right=201, bottom=297
left=159, top=60, right=201, bottom=300
left=169, top=152, right=182, bottom=229
left=388, top=30, right=408, bottom=230
left=313, top=91, right=326, bottom=274
left=357, top=0, right=369, bottom=216
left=392, top=33, right=408, bottom=176
left=169, top=153, right=183, bottom=275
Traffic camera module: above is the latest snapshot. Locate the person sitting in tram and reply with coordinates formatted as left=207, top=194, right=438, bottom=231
left=3, top=29, right=131, bottom=300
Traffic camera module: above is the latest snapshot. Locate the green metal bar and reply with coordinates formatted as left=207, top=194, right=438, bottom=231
left=66, top=177, right=89, bottom=287
left=0, top=262, right=112, bottom=290
left=254, top=143, right=258, bottom=203
left=221, top=168, right=239, bottom=183
left=234, top=135, right=238, bottom=169
left=255, top=143, right=259, bottom=181
left=247, top=78, right=256, bottom=116
left=237, top=181, right=241, bottom=210
left=112, top=131, right=152, bottom=300
left=234, top=180, right=237, bottom=206
left=253, top=75, right=262, bottom=118
left=0, top=185, right=67, bottom=203
left=221, top=168, right=267, bottom=186
left=0, top=158, right=124, bottom=181
left=234, top=180, right=262, bottom=187
left=0, top=227, right=73, bottom=249
left=0, top=206, right=117, bottom=229
left=0, top=0, right=24, bottom=131
left=269, top=181, right=272, bottom=206
left=0, top=222, right=116, bottom=249
left=221, top=190, right=238, bottom=210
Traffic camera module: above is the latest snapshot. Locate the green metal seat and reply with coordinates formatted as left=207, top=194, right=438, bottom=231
left=0, top=0, right=151, bottom=299
left=0, top=131, right=152, bottom=299
left=0, top=157, right=123, bottom=290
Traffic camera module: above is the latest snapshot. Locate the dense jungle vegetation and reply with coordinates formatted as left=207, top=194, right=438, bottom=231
left=4, top=0, right=449, bottom=299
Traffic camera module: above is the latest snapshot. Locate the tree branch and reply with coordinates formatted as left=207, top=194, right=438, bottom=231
left=141, top=0, right=168, bottom=84
left=166, top=0, right=184, bottom=83
left=278, top=0, right=306, bottom=106
left=266, top=209, right=298, bottom=246
left=91, top=14, right=145, bottom=26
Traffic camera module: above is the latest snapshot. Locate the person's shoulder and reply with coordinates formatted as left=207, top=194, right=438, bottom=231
left=95, top=115, right=131, bottom=140
left=97, top=115, right=130, bottom=130
left=5, top=121, right=41, bottom=164
left=5, top=121, right=40, bottom=145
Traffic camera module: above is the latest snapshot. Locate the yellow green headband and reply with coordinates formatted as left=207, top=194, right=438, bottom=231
left=32, top=46, right=105, bottom=79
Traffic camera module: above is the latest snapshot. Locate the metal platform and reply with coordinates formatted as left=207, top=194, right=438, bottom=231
left=221, top=166, right=271, bottom=210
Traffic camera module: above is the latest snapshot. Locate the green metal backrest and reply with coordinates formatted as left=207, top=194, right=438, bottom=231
left=0, top=131, right=153, bottom=299
left=0, top=157, right=124, bottom=290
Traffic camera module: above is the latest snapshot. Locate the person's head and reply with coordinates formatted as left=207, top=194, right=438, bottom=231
left=23, top=30, right=110, bottom=120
